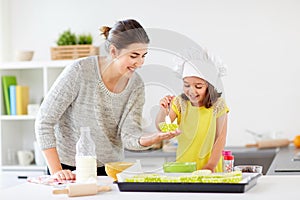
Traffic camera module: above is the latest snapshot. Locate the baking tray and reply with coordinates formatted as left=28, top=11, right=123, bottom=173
left=116, top=173, right=261, bottom=193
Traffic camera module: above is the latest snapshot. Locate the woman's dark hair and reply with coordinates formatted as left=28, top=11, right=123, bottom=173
left=100, top=19, right=150, bottom=50
left=181, top=81, right=221, bottom=108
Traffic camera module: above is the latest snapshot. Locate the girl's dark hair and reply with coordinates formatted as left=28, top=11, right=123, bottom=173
left=181, top=81, right=221, bottom=108
left=100, top=19, right=150, bottom=50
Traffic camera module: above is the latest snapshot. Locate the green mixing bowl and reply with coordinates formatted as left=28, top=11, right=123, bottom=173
left=163, top=162, right=197, bottom=173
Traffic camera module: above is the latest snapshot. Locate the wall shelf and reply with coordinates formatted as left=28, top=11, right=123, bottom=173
left=0, top=60, right=71, bottom=175
left=0, top=115, right=36, bottom=121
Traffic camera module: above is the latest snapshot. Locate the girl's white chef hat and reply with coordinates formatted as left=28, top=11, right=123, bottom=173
left=176, top=50, right=227, bottom=93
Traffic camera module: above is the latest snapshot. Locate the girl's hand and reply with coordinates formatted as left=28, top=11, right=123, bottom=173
left=159, top=95, right=175, bottom=111
left=53, top=169, right=76, bottom=181
left=202, top=164, right=215, bottom=173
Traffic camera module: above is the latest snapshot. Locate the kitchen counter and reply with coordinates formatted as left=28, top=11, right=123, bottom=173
left=125, top=147, right=277, bottom=174
left=1, top=175, right=299, bottom=199
left=267, top=146, right=300, bottom=175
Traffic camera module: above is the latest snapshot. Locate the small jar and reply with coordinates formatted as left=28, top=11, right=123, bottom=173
left=222, top=150, right=234, bottom=173
left=223, top=155, right=234, bottom=173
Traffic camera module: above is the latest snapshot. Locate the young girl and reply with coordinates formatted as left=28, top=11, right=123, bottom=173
left=156, top=58, right=229, bottom=172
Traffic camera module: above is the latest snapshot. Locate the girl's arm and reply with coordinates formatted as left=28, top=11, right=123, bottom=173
left=202, top=114, right=228, bottom=172
left=139, top=95, right=181, bottom=147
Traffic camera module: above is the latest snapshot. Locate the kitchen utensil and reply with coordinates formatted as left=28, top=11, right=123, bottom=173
left=116, top=173, right=261, bottom=193
left=245, top=138, right=292, bottom=149
left=105, top=161, right=134, bottom=181
left=165, top=104, right=171, bottom=124
left=52, top=183, right=111, bottom=197
left=245, top=129, right=264, bottom=139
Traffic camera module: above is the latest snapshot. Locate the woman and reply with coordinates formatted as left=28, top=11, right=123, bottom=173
left=35, top=19, right=180, bottom=181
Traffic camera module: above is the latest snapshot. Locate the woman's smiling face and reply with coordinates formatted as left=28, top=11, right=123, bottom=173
left=113, top=43, right=148, bottom=77
left=183, top=76, right=208, bottom=106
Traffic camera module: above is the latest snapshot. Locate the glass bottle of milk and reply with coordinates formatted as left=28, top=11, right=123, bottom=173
left=76, top=127, right=97, bottom=183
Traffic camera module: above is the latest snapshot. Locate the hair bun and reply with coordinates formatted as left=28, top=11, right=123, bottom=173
left=100, top=26, right=111, bottom=39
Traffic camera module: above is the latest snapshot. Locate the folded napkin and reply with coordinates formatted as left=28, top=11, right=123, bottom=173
left=27, top=175, right=75, bottom=186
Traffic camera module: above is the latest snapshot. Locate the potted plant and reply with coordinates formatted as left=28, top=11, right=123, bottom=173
left=51, top=29, right=99, bottom=60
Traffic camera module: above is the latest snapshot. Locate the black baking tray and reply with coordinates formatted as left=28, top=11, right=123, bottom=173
left=116, top=173, right=261, bottom=193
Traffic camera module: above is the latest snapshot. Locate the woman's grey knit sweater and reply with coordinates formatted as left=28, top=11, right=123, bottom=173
left=35, top=56, right=148, bottom=167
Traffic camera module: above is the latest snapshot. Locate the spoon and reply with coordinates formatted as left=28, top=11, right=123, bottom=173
left=165, top=105, right=171, bottom=124
left=165, top=115, right=171, bottom=124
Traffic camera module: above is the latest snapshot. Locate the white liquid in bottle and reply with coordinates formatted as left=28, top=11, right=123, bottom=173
left=75, top=127, right=97, bottom=183
left=76, top=156, right=97, bottom=183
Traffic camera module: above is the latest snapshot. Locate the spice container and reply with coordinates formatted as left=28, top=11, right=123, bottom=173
left=222, top=150, right=234, bottom=173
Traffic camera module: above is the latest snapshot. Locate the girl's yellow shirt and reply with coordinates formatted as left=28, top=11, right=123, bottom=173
left=171, top=97, right=229, bottom=172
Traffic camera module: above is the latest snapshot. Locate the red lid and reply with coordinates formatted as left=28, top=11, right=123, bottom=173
left=224, top=155, right=234, bottom=160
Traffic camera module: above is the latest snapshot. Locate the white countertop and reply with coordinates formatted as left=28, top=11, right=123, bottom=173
left=0, top=175, right=299, bottom=200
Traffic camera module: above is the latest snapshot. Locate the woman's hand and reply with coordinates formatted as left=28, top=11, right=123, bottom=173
left=156, top=129, right=181, bottom=141
left=139, top=129, right=181, bottom=147
left=52, top=169, right=76, bottom=181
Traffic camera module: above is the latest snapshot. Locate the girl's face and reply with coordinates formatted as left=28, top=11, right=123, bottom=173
left=183, top=76, right=208, bottom=106
left=112, top=43, right=148, bottom=78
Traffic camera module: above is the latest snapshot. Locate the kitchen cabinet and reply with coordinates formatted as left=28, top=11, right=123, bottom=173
left=0, top=60, right=72, bottom=175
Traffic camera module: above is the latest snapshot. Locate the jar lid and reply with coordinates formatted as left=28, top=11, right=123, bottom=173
left=222, top=150, right=232, bottom=156
left=224, top=155, right=234, bottom=160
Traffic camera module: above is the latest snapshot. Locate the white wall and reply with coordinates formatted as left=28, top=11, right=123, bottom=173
left=3, top=0, right=300, bottom=146
left=0, top=0, right=11, bottom=62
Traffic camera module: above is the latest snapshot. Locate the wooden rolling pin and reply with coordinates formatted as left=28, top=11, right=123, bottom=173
left=52, top=183, right=111, bottom=197
left=245, top=138, right=292, bottom=149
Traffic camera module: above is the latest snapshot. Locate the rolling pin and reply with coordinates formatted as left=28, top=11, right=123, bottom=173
left=245, top=138, right=292, bottom=149
left=52, top=183, right=111, bottom=197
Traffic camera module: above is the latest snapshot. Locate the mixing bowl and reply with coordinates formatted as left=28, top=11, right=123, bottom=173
left=105, top=162, right=134, bottom=181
